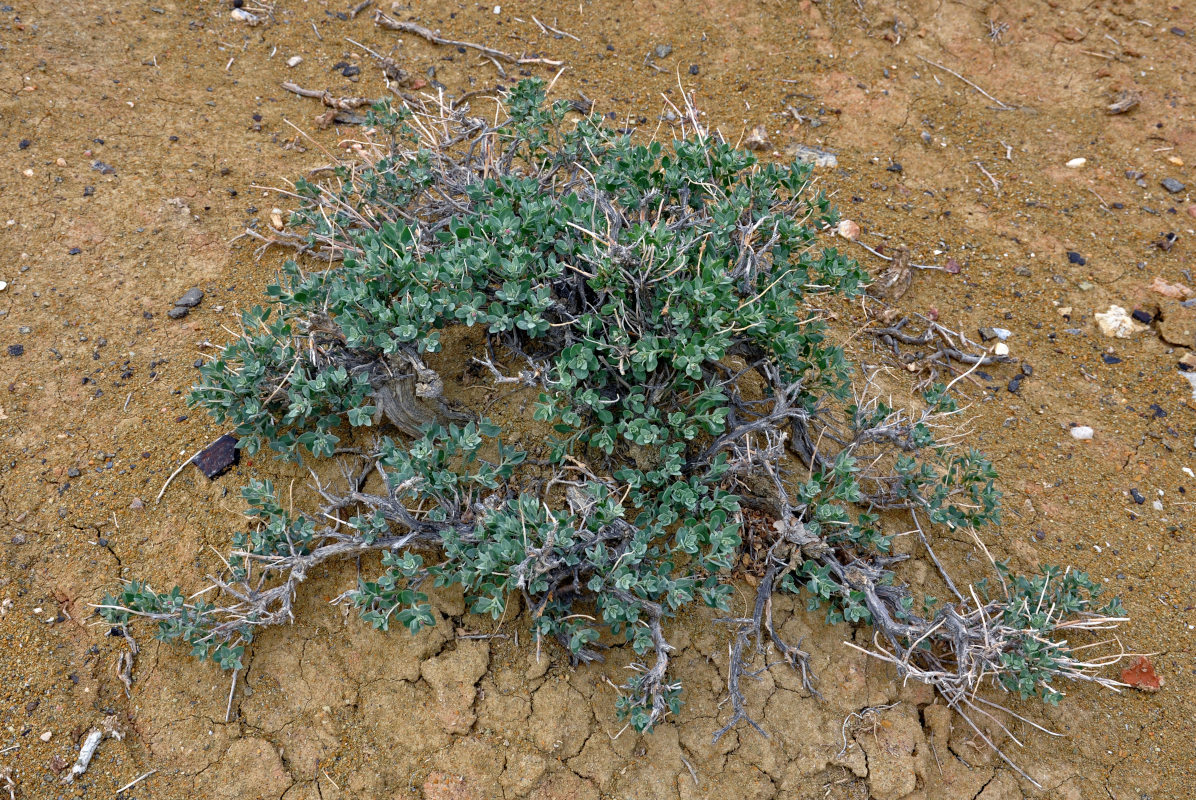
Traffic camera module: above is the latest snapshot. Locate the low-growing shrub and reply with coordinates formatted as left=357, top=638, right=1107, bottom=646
left=102, top=81, right=1126, bottom=778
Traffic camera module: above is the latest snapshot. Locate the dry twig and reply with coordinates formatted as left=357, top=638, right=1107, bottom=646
left=915, top=55, right=1013, bottom=110
left=374, top=13, right=562, bottom=66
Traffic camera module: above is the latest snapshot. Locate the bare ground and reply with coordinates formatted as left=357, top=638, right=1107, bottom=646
left=1, top=0, right=1194, bottom=798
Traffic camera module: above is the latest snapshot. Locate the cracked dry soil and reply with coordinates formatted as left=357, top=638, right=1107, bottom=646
left=1, top=0, right=1194, bottom=798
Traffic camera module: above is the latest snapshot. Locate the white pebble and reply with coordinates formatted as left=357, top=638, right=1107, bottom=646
left=993, top=342, right=1009, bottom=356
left=287, top=56, right=303, bottom=68
left=1070, top=426, right=1094, bottom=440
left=992, top=327, right=1011, bottom=341
left=1066, top=157, right=1087, bottom=168
left=0, top=281, right=7, bottom=291
left=40, top=731, right=52, bottom=742
left=1152, top=500, right=1164, bottom=511
left=1095, top=305, right=1147, bottom=338
left=231, top=8, right=260, bottom=25
left=493, top=5, right=501, bottom=12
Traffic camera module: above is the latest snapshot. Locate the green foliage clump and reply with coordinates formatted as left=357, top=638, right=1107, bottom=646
left=102, top=81, right=1124, bottom=741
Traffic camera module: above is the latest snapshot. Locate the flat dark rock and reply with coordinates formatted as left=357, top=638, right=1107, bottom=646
left=193, top=434, right=239, bottom=479
left=1161, top=177, right=1185, bottom=194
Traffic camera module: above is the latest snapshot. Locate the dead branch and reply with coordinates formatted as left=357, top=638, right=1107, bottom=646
left=374, top=13, right=563, bottom=66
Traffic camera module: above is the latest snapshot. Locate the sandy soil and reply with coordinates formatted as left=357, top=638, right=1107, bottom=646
left=2, top=0, right=1194, bottom=798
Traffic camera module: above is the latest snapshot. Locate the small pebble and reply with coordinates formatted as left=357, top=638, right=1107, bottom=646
left=231, top=7, right=260, bottom=24
left=1066, top=157, right=1087, bottom=168
left=1130, top=309, right=1153, bottom=324
left=1161, top=177, right=1185, bottom=194
left=689, top=64, right=700, bottom=75
left=1070, top=426, right=1094, bottom=440
left=653, top=44, right=673, bottom=59
left=40, top=731, right=52, bottom=742
left=836, top=219, right=860, bottom=241
left=0, top=280, right=7, bottom=291
left=993, top=342, right=1009, bottom=356
left=1152, top=500, right=1164, bottom=511
left=287, top=55, right=303, bottom=67
left=1067, top=251, right=1086, bottom=265
left=1129, top=488, right=1145, bottom=504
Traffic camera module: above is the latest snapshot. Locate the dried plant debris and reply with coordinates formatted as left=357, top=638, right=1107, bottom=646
left=100, top=81, right=1129, bottom=786
left=1106, top=90, right=1140, bottom=115
left=866, top=244, right=913, bottom=301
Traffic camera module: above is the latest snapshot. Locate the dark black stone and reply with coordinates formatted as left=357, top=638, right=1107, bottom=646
left=1149, top=403, right=1167, bottom=418
left=18, top=139, right=30, bottom=149
left=1161, top=177, right=1185, bottom=194
left=1131, top=309, right=1153, bottom=324
left=886, top=162, right=903, bottom=173
left=1066, top=251, right=1086, bottom=265
left=1129, top=488, right=1145, bottom=504
left=68, top=247, right=81, bottom=255
left=7, top=344, right=23, bottom=357
left=689, top=64, right=699, bottom=75
left=1101, top=353, right=1122, bottom=364
left=193, top=434, right=240, bottom=479
left=1007, top=375, right=1023, bottom=393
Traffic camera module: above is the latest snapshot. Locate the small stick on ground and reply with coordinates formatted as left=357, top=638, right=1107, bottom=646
left=915, top=55, right=1013, bottom=110
left=532, top=15, right=580, bottom=41
left=154, top=450, right=194, bottom=505
left=347, top=0, right=371, bottom=19
left=281, top=81, right=371, bottom=111
left=225, top=669, right=239, bottom=723
left=973, top=161, right=1001, bottom=193
left=155, top=433, right=230, bottom=504
left=115, top=770, right=157, bottom=796
left=850, top=239, right=947, bottom=271
left=375, top=13, right=563, bottom=66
